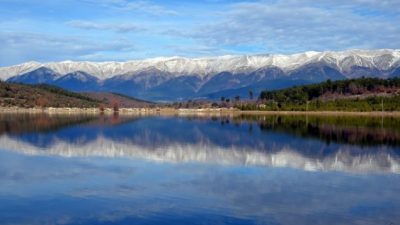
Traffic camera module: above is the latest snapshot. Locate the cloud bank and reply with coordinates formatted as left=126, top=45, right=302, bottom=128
left=0, top=0, right=399, bottom=66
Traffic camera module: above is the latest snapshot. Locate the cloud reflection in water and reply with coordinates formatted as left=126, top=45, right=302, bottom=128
left=0, top=114, right=399, bottom=225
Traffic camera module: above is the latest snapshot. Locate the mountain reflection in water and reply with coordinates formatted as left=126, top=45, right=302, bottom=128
left=1, top=113, right=400, bottom=225
left=0, top=113, right=399, bottom=173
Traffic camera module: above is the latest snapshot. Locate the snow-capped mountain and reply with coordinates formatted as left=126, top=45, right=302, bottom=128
left=1, top=49, right=400, bottom=101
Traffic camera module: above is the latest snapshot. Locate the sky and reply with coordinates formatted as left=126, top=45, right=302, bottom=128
left=0, top=0, right=399, bottom=66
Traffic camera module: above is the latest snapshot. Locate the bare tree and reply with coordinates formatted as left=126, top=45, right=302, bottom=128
left=98, top=103, right=105, bottom=113
left=36, top=96, right=49, bottom=109
left=112, top=100, right=119, bottom=112
left=249, top=90, right=254, bottom=100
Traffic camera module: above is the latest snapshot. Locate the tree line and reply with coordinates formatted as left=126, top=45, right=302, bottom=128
left=259, top=77, right=400, bottom=103
left=238, top=77, right=400, bottom=111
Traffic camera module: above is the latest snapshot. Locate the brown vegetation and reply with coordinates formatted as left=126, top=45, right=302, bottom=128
left=83, top=92, right=155, bottom=108
left=0, top=82, right=99, bottom=108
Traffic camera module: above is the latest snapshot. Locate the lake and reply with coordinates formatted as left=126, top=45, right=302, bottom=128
left=0, top=113, right=399, bottom=225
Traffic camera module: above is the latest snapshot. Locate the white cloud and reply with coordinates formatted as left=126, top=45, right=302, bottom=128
left=67, top=20, right=145, bottom=33
left=177, top=0, right=400, bottom=53
left=0, top=32, right=137, bottom=65
left=83, top=0, right=178, bottom=15
left=1, top=0, right=399, bottom=65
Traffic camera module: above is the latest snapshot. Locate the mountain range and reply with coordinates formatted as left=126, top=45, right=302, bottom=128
left=1, top=49, right=400, bottom=101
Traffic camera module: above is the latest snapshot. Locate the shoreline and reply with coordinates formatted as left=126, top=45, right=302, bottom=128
left=237, top=110, right=400, bottom=117
left=1, top=107, right=400, bottom=117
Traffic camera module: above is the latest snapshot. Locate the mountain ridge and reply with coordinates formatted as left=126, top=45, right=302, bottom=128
left=2, top=49, right=400, bottom=101
left=1, top=49, right=399, bottom=80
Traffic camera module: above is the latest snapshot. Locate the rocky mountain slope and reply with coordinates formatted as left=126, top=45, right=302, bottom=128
left=1, top=49, right=400, bottom=101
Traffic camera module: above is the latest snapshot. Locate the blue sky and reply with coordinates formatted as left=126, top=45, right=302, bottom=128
left=0, top=0, right=399, bottom=66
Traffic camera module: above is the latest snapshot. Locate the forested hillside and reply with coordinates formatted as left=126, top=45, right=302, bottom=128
left=239, top=78, right=400, bottom=111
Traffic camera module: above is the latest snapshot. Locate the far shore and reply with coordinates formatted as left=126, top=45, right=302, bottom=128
left=1, top=107, right=400, bottom=117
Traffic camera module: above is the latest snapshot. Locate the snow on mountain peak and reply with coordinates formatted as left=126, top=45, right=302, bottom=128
left=1, top=49, right=399, bottom=81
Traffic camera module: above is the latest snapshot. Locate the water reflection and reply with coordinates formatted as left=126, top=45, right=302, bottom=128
left=1, top=113, right=400, bottom=225
left=0, top=113, right=399, bottom=173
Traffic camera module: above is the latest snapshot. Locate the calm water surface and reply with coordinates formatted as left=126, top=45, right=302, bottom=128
left=0, top=113, right=399, bottom=225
